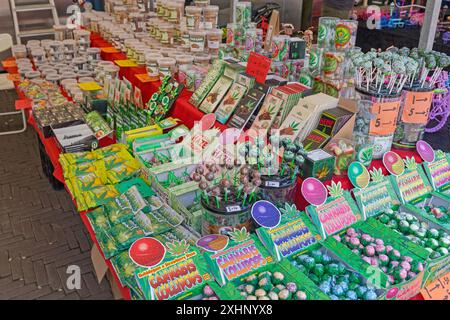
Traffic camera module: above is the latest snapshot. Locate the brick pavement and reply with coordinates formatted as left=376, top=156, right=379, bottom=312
left=0, top=88, right=113, bottom=300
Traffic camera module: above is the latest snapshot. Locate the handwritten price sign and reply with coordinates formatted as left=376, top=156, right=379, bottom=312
left=369, top=101, right=400, bottom=135
left=401, top=90, right=433, bottom=124
left=420, top=273, right=450, bottom=300
left=246, top=52, right=271, bottom=84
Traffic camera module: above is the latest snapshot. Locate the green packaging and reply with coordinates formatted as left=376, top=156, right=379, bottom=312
left=256, top=203, right=321, bottom=261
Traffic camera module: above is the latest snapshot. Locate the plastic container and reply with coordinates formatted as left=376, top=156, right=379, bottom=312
left=86, top=47, right=101, bottom=61
left=134, top=45, right=147, bottom=66
left=194, top=0, right=210, bottom=6
left=46, top=74, right=61, bottom=85
left=159, top=25, right=173, bottom=45
left=41, top=68, right=58, bottom=77
left=180, top=29, right=190, bottom=49
left=185, top=6, right=202, bottom=30
left=77, top=70, right=94, bottom=78
left=53, top=25, right=67, bottom=41
left=31, top=49, right=46, bottom=64
left=12, top=45, right=27, bottom=59
left=201, top=199, right=253, bottom=236
left=393, top=86, right=434, bottom=150
left=203, top=5, right=219, bottom=29
left=103, top=65, right=120, bottom=81
left=334, top=19, right=358, bottom=50
left=18, top=66, right=33, bottom=78
left=235, top=2, right=252, bottom=26
left=129, top=12, right=145, bottom=32
left=78, top=77, right=95, bottom=83
left=317, top=16, right=339, bottom=50
left=189, top=30, right=206, bottom=53
left=146, top=53, right=163, bottom=78
left=206, top=28, right=222, bottom=55
left=60, top=72, right=78, bottom=81
left=157, top=57, right=176, bottom=81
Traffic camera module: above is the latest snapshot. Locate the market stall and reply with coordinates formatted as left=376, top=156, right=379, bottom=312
left=4, top=0, right=449, bottom=301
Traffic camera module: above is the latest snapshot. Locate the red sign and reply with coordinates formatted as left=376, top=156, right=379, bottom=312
left=401, top=90, right=433, bottom=124
left=369, top=100, right=401, bottom=135
left=245, top=52, right=271, bottom=84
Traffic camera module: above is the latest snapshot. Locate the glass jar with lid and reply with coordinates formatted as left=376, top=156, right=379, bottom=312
left=114, top=6, right=128, bottom=24
left=206, top=29, right=222, bottom=55
left=185, top=6, right=202, bottom=30
left=129, top=12, right=145, bottom=32
left=12, top=45, right=27, bottom=59
left=146, top=53, right=163, bottom=78
left=157, top=57, right=176, bottom=81
left=189, top=30, right=206, bottom=53
left=203, top=5, right=219, bottom=29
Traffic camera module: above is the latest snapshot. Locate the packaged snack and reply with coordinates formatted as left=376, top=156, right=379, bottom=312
left=106, top=158, right=141, bottom=184
left=82, top=185, right=120, bottom=210
left=110, top=220, right=145, bottom=251
left=86, top=207, right=112, bottom=234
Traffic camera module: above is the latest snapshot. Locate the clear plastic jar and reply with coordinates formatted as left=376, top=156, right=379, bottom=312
left=103, top=65, right=120, bottom=81
left=194, top=0, right=209, bottom=6
left=41, top=68, right=58, bottom=77
left=194, top=54, right=210, bottom=66
left=46, top=74, right=61, bottom=85
left=393, top=86, right=434, bottom=150
left=134, top=45, right=147, bottom=66
left=180, top=28, right=190, bottom=49
left=62, top=39, right=76, bottom=52
left=206, top=29, right=221, bottom=55
left=31, top=49, right=46, bottom=64
left=18, top=66, right=33, bottom=78
left=61, top=78, right=77, bottom=91
left=53, top=25, right=67, bottom=41
left=25, top=71, right=41, bottom=79
left=90, top=16, right=100, bottom=33
left=114, top=6, right=128, bottom=24
left=189, top=30, right=206, bottom=53
left=353, top=89, right=402, bottom=161
left=129, top=12, right=145, bottom=32
left=73, top=57, right=88, bottom=71
left=157, top=57, right=176, bottom=81
left=77, top=70, right=94, bottom=78
left=119, top=33, right=133, bottom=52
left=159, top=25, right=172, bottom=45
left=185, top=6, right=202, bottom=30
left=124, top=39, right=139, bottom=58
left=86, top=47, right=101, bottom=61
left=146, top=53, right=163, bottom=77
left=12, top=45, right=27, bottom=59
left=203, top=5, right=219, bottom=29
left=78, top=76, right=95, bottom=83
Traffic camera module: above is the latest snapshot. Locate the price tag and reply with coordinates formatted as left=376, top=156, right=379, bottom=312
left=401, top=91, right=433, bottom=124
left=7, top=73, right=21, bottom=82
left=245, top=52, right=271, bottom=84
left=369, top=101, right=400, bottom=135
left=101, top=47, right=120, bottom=53
left=226, top=205, right=241, bottom=213
left=1, top=60, right=16, bottom=68
left=135, top=73, right=159, bottom=83
left=420, top=273, right=450, bottom=300
left=265, top=181, right=280, bottom=188
left=114, top=60, right=138, bottom=67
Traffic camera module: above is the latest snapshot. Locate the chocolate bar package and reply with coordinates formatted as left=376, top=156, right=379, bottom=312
left=199, top=75, right=233, bottom=114
left=228, top=89, right=265, bottom=129
left=316, top=107, right=354, bottom=137
left=214, top=82, right=247, bottom=124
left=189, top=60, right=225, bottom=107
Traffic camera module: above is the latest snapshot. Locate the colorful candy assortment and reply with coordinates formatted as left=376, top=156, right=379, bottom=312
left=378, top=209, right=449, bottom=260
left=291, top=249, right=379, bottom=300
left=335, top=228, right=423, bottom=285
left=237, top=271, right=307, bottom=300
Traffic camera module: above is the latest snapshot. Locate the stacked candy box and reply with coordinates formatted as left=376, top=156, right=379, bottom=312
left=325, top=221, right=429, bottom=300
left=370, top=206, right=449, bottom=287
left=289, top=243, right=386, bottom=300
